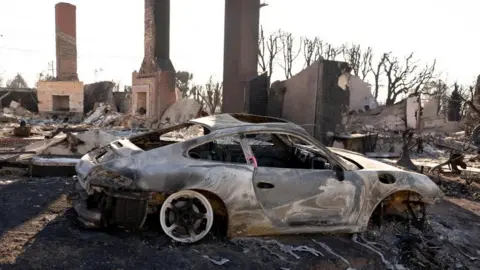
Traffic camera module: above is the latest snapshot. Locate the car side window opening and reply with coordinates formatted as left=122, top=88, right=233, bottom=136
left=130, top=124, right=206, bottom=151
left=159, top=124, right=205, bottom=142
left=187, top=135, right=248, bottom=164
left=243, top=132, right=332, bottom=170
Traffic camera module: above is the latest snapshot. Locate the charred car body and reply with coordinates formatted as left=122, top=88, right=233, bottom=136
left=71, top=113, right=444, bottom=243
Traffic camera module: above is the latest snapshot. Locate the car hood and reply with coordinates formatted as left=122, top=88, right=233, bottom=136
left=328, top=147, right=402, bottom=171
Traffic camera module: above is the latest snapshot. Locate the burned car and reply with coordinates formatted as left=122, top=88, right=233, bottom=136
left=71, top=113, right=444, bottom=243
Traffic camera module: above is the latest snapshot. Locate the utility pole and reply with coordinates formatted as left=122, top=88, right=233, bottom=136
left=48, top=61, right=55, bottom=78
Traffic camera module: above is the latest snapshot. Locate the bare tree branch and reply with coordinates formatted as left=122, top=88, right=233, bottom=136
left=406, top=59, right=437, bottom=95
left=323, top=43, right=344, bottom=61
left=302, top=37, right=322, bottom=68
left=6, top=73, right=28, bottom=88
left=342, top=43, right=361, bottom=76
left=258, top=26, right=281, bottom=78
left=266, top=30, right=281, bottom=77
left=279, top=31, right=301, bottom=79
left=193, top=77, right=223, bottom=115
left=360, top=47, right=373, bottom=80
left=382, top=52, right=420, bottom=105
left=258, top=26, right=267, bottom=73
left=370, top=53, right=388, bottom=101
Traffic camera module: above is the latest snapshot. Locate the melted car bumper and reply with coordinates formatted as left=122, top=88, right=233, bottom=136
left=69, top=178, right=102, bottom=228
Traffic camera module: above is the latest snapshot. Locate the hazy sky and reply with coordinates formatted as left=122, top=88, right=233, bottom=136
left=0, top=0, right=478, bottom=97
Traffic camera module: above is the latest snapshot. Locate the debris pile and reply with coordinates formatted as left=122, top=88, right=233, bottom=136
left=0, top=101, right=34, bottom=123
left=83, top=102, right=124, bottom=127
left=19, top=129, right=118, bottom=157
left=82, top=102, right=168, bottom=129
left=4, top=100, right=33, bottom=118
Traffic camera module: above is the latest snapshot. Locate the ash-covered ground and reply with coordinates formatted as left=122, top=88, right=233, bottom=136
left=0, top=169, right=479, bottom=270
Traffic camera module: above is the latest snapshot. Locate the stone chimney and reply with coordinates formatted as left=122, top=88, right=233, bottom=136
left=55, top=2, right=78, bottom=81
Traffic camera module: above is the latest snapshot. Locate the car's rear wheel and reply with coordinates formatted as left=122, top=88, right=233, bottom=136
left=159, top=190, right=214, bottom=243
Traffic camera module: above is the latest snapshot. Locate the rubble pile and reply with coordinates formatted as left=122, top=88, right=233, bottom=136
left=19, top=129, right=118, bottom=157
left=82, top=102, right=175, bottom=129
left=161, top=124, right=204, bottom=141
left=4, top=100, right=33, bottom=118
left=0, top=96, right=207, bottom=178
left=83, top=102, right=124, bottom=127
left=0, top=101, right=34, bottom=123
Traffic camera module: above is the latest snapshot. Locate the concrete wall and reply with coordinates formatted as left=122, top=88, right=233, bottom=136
left=37, top=81, right=84, bottom=113
left=83, top=81, right=117, bottom=113
left=0, top=90, right=38, bottom=112
left=344, top=96, right=418, bottom=132
left=276, top=60, right=349, bottom=143
left=419, top=97, right=461, bottom=131
left=423, top=98, right=440, bottom=118
left=406, top=96, right=420, bottom=129
left=281, top=61, right=319, bottom=135
left=113, top=92, right=131, bottom=113
left=316, top=61, right=350, bottom=142
left=338, top=73, right=377, bottom=112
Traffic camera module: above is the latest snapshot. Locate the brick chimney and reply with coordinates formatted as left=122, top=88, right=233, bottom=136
left=139, top=0, right=174, bottom=74
left=55, top=2, right=78, bottom=81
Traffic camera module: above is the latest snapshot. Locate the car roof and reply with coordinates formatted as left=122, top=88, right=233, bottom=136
left=188, top=113, right=302, bottom=131
left=128, top=113, right=308, bottom=142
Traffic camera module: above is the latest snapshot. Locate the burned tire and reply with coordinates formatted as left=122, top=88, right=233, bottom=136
left=112, top=197, right=148, bottom=229
left=159, top=190, right=214, bottom=243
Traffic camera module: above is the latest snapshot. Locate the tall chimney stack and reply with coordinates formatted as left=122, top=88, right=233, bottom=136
left=139, top=0, right=173, bottom=74
left=55, top=2, right=78, bottom=81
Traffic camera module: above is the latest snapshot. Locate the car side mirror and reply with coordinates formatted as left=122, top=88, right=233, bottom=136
left=333, top=164, right=345, bottom=181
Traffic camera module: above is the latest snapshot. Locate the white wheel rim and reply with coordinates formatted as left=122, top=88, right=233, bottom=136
left=159, top=190, right=214, bottom=243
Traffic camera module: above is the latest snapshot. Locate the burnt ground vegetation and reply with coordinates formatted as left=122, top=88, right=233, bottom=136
left=0, top=169, right=479, bottom=270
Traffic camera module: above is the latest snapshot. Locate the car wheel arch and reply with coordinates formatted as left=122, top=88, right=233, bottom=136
left=365, top=189, right=426, bottom=226
left=190, top=189, right=230, bottom=237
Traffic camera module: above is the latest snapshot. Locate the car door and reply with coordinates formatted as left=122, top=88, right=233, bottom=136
left=248, top=132, right=363, bottom=228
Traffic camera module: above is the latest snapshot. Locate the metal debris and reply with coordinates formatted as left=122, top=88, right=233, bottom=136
left=202, top=255, right=229, bottom=266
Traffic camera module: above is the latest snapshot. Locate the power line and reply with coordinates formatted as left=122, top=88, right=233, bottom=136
left=0, top=46, right=143, bottom=60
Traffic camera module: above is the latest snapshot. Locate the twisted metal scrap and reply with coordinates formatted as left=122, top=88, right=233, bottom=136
left=429, top=151, right=467, bottom=174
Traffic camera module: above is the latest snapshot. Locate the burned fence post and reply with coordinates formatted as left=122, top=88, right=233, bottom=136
left=396, top=130, right=418, bottom=171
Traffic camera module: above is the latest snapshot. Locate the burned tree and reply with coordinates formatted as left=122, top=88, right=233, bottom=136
left=279, top=31, right=301, bottom=79
left=6, top=73, right=28, bottom=88
left=175, top=71, right=194, bottom=98
left=192, top=77, right=223, bottom=115
left=459, top=84, right=475, bottom=117
left=381, top=52, right=436, bottom=105
left=258, top=27, right=281, bottom=78
left=323, top=43, right=343, bottom=61
left=342, top=44, right=373, bottom=80
left=448, top=83, right=462, bottom=121
left=302, top=37, right=321, bottom=68
left=370, top=53, right=388, bottom=101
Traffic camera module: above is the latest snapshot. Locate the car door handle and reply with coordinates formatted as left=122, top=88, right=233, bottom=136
left=257, top=182, right=275, bottom=189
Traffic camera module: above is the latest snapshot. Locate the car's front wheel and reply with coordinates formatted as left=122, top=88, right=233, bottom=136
left=159, top=190, right=214, bottom=243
